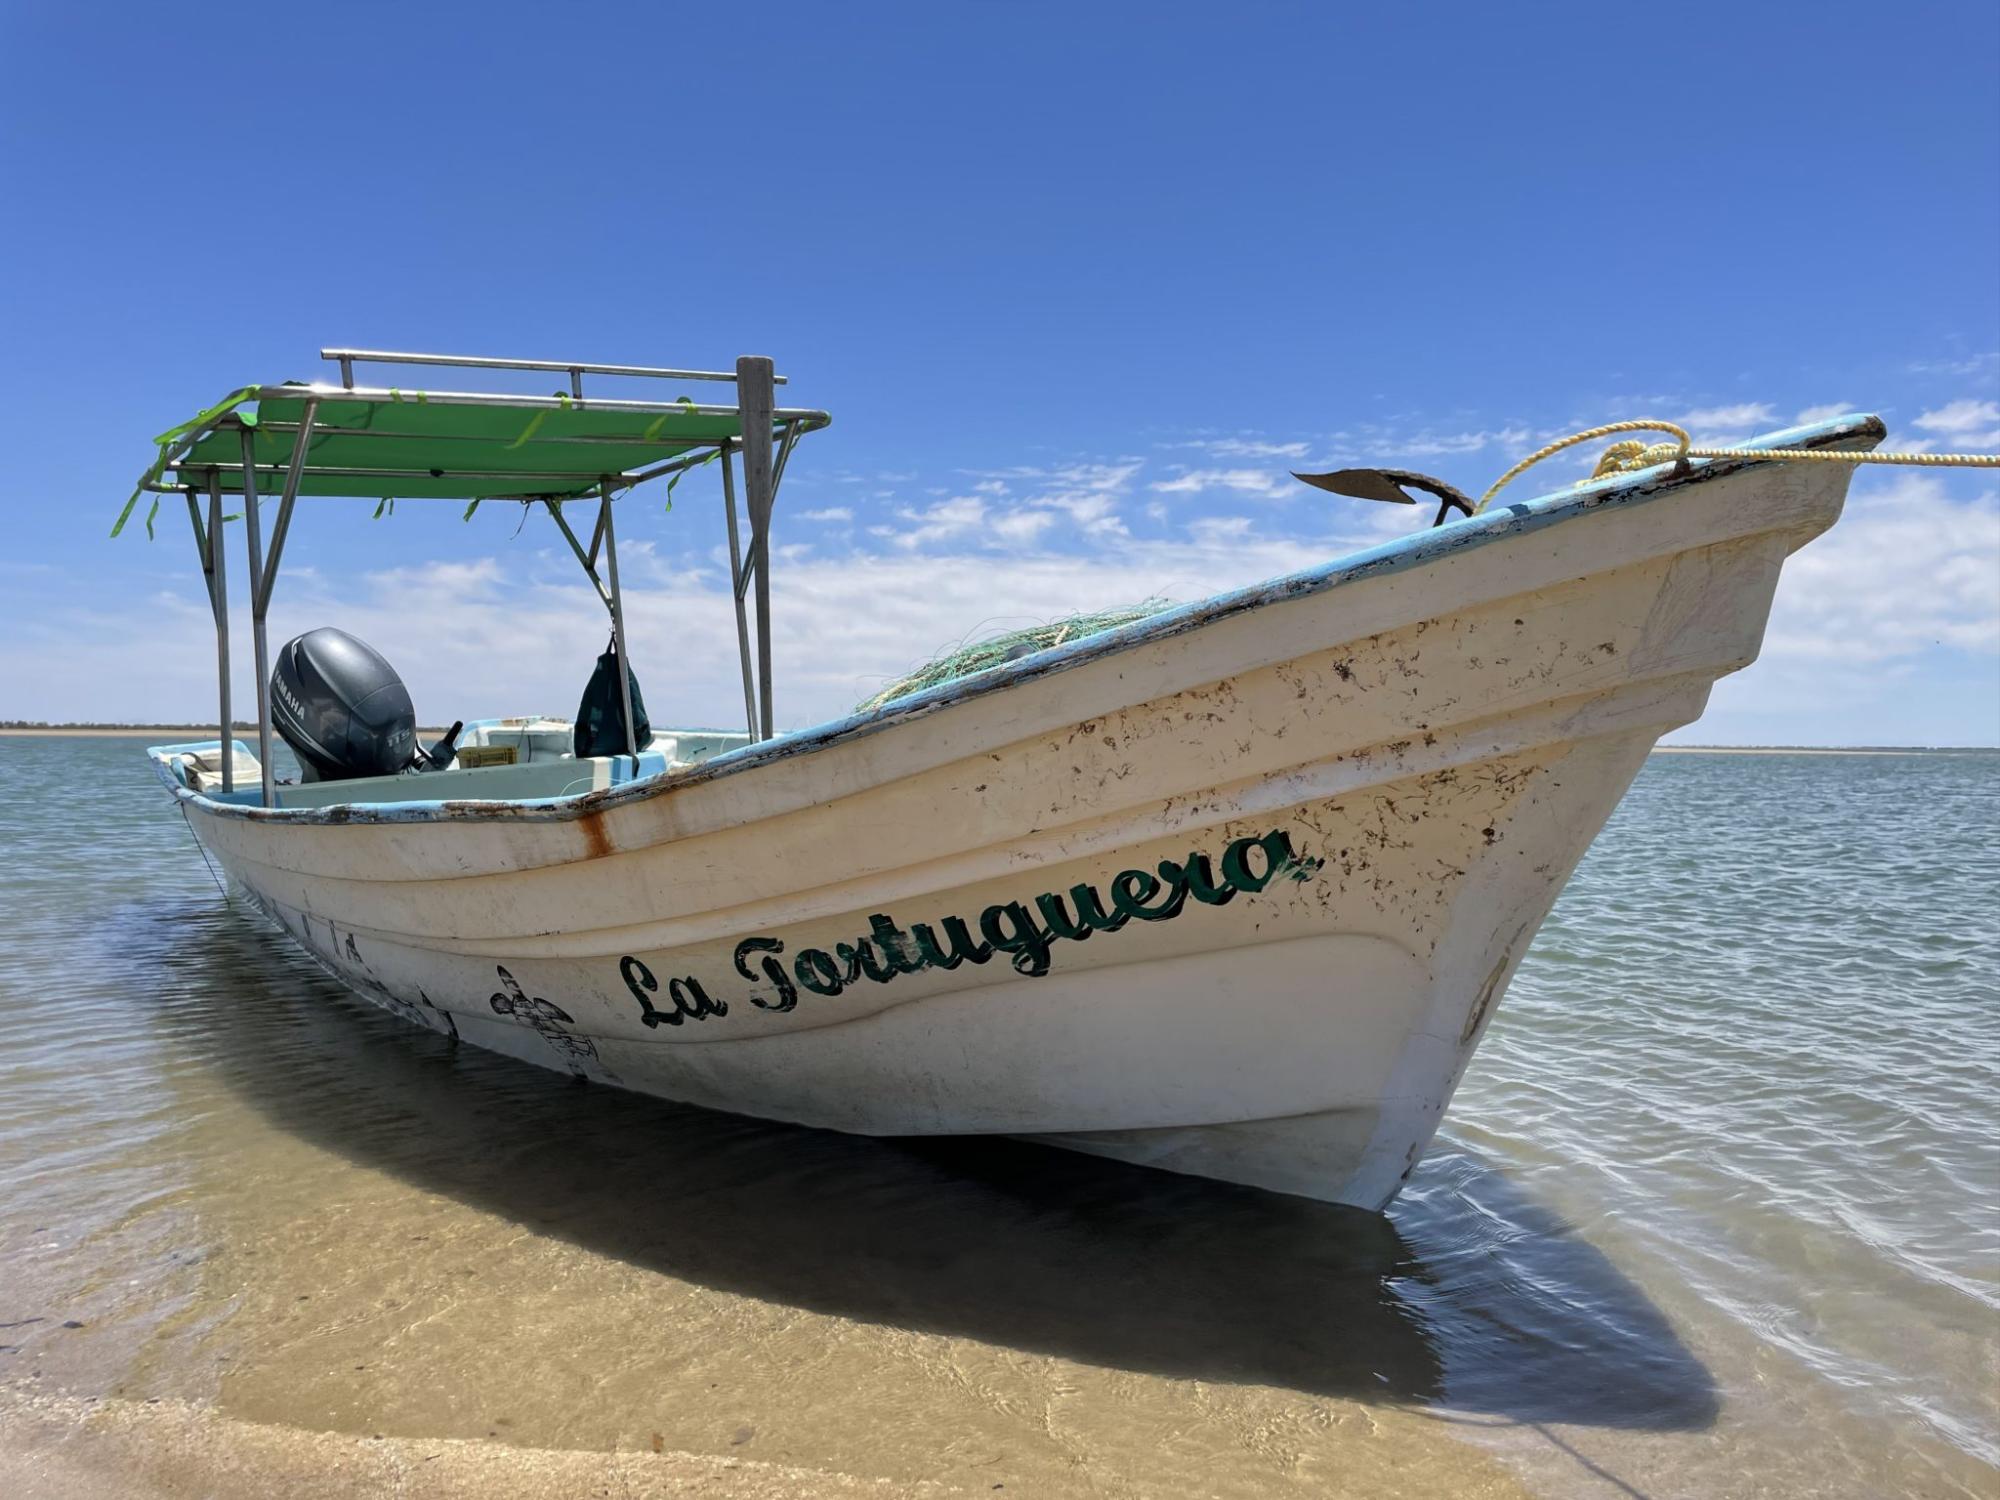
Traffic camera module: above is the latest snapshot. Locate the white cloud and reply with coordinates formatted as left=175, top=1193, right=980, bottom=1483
left=1906, top=352, right=1999, bottom=378
left=1387, top=425, right=1531, bottom=458
left=1914, top=399, right=2000, bottom=449
left=892, top=496, right=986, bottom=549
left=1183, top=437, right=1312, bottom=459
left=797, top=506, right=853, bottom=523
left=1678, top=472, right=2000, bottom=743
left=990, top=510, right=1057, bottom=544
left=1150, top=467, right=1290, bottom=499
left=968, top=460, right=1138, bottom=493
left=1188, top=516, right=1255, bottom=544
left=1677, top=402, right=1777, bottom=435
left=1035, top=491, right=1128, bottom=536
left=964, top=460, right=1140, bottom=537
left=360, top=557, right=506, bottom=595
left=1759, top=473, right=2000, bottom=665
left=1795, top=403, right=1855, bottom=427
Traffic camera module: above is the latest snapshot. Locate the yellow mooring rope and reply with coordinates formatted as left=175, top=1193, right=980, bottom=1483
left=1475, top=420, right=2000, bottom=513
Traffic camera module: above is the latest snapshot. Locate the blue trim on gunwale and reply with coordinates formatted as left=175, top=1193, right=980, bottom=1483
left=156, top=413, right=1886, bottom=828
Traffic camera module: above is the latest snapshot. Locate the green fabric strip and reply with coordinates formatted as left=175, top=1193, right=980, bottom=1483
left=114, top=387, right=261, bottom=538
left=507, top=410, right=551, bottom=450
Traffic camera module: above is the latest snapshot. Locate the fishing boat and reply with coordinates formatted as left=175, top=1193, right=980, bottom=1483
left=131, top=347, right=1878, bottom=1210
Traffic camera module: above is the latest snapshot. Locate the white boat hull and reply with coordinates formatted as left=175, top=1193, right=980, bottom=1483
left=157, top=425, right=1871, bottom=1209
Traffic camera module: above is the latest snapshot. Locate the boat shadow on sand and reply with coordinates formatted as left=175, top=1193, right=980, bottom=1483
left=143, top=899, right=1717, bottom=1434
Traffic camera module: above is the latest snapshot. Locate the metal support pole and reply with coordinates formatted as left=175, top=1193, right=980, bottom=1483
left=719, top=446, right=758, bottom=738
left=771, top=420, right=800, bottom=500
left=320, top=347, right=788, bottom=385
left=206, top=471, right=233, bottom=793
left=542, top=500, right=613, bottom=612
left=185, top=492, right=211, bottom=588
left=597, top=487, right=639, bottom=761
left=239, top=428, right=276, bottom=807
left=256, top=398, right=317, bottom=615
left=736, top=355, right=777, bottom=740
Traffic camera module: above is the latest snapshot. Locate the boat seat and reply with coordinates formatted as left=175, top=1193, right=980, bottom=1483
left=176, top=746, right=263, bottom=792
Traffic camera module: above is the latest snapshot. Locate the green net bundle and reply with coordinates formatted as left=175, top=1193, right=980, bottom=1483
left=856, top=602, right=1175, bottom=713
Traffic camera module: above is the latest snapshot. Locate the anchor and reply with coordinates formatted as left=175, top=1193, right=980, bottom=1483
left=1292, top=467, right=1476, bottom=529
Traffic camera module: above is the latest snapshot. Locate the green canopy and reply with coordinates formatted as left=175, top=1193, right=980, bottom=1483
left=146, top=387, right=817, bottom=502
left=130, top=353, right=814, bottom=776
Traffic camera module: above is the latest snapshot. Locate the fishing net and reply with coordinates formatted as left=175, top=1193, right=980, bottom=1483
left=856, top=602, right=1175, bottom=713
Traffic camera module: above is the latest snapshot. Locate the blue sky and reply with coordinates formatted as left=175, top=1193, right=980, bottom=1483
left=3, top=3, right=1996, bottom=743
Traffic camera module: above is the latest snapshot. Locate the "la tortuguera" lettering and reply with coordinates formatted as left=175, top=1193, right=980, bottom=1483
left=619, top=828, right=1318, bottom=1028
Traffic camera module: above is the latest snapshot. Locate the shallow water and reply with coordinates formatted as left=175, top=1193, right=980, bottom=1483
left=0, top=736, right=1993, bottom=1497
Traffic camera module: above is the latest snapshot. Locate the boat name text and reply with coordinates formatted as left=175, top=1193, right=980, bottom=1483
left=618, top=828, right=1320, bottom=1027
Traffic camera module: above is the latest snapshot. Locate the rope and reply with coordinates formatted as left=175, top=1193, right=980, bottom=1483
left=1476, top=419, right=2000, bottom=513
left=180, top=803, right=229, bottom=900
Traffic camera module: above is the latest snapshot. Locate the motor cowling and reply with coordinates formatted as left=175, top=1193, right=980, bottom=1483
left=270, top=627, right=418, bottom=781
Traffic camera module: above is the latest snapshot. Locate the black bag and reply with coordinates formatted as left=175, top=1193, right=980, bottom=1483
left=573, top=639, right=654, bottom=758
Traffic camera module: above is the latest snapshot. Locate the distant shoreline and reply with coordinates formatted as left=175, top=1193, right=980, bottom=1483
left=3, top=726, right=1993, bottom=754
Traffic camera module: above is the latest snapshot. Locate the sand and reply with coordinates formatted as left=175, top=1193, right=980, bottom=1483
left=0, top=1383, right=970, bottom=1500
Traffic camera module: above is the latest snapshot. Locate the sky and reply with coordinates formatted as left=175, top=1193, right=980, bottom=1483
left=2, top=4, right=1996, bottom=745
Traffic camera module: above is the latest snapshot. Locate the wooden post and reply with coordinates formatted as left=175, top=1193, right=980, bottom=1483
left=736, top=355, right=776, bottom=739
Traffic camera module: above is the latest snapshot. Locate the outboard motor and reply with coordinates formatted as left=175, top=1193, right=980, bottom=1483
left=270, top=627, right=421, bottom=782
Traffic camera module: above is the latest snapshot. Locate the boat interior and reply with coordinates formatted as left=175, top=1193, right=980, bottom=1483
left=129, top=345, right=828, bottom=816
left=154, top=719, right=753, bottom=809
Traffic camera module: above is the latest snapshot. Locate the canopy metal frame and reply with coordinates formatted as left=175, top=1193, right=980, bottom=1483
left=146, top=349, right=824, bottom=807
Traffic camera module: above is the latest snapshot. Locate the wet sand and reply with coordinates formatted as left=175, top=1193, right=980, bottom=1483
left=0, top=1382, right=972, bottom=1500
left=0, top=1381, right=1529, bottom=1500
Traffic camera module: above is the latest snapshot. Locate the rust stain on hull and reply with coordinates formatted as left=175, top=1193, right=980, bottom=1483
left=576, top=806, right=616, bottom=861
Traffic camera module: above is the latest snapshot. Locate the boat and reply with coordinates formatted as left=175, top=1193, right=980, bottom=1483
left=128, top=346, right=1879, bottom=1210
